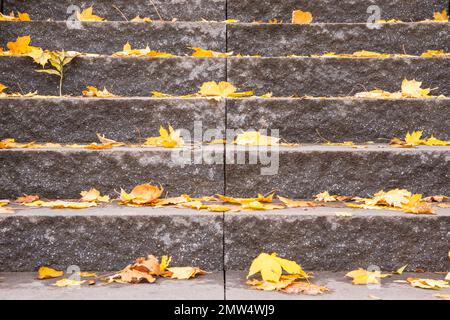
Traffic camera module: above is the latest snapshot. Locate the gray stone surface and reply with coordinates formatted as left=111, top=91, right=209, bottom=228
left=227, top=271, right=450, bottom=300
left=225, top=145, right=450, bottom=198
left=0, top=206, right=223, bottom=271
left=0, top=21, right=225, bottom=55
left=227, top=97, right=450, bottom=143
left=0, top=56, right=225, bottom=96
left=228, top=23, right=450, bottom=56
left=0, top=97, right=225, bottom=143
left=0, top=146, right=225, bottom=198
left=4, top=0, right=226, bottom=21
left=0, top=272, right=225, bottom=300
left=227, top=57, right=450, bottom=97
left=227, top=0, right=448, bottom=23
left=225, top=207, right=450, bottom=271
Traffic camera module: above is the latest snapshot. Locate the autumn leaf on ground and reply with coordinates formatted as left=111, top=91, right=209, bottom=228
left=152, top=195, right=191, bottom=207
left=26, top=200, right=97, bottom=209
left=247, top=253, right=308, bottom=283
left=240, top=201, right=284, bottom=211
left=292, top=10, right=313, bottom=24
left=131, top=16, right=152, bottom=22
left=112, top=42, right=174, bottom=57
left=376, top=19, right=403, bottom=23
left=165, top=267, right=207, bottom=280
left=0, top=200, right=10, bottom=207
left=216, top=193, right=275, bottom=205
left=407, top=278, right=449, bottom=290
left=278, top=196, right=316, bottom=208
left=247, top=278, right=296, bottom=291
left=401, top=79, right=431, bottom=98
left=16, top=194, right=39, bottom=203
left=38, top=266, right=64, bottom=280
left=82, top=86, right=116, bottom=98
left=314, top=191, right=338, bottom=202
left=281, top=281, right=329, bottom=295
left=0, top=12, right=31, bottom=21
left=96, top=133, right=125, bottom=147
left=199, top=81, right=253, bottom=98
left=120, top=183, right=164, bottom=205
left=390, top=131, right=450, bottom=147
left=77, top=7, right=105, bottom=22
left=191, top=47, right=233, bottom=58
left=394, top=265, right=408, bottom=275
left=421, top=50, right=450, bottom=57
left=433, top=9, right=448, bottom=22
left=53, top=278, right=86, bottom=287
left=346, top=268, right=391, bottom=285
left=234, top=131, right=280, bottom=146
left=206, top=205, right=232, bottom=212
left=315, top=51, right=391, bottom=58
left=0, top=83, right=7, bottom=95
left=79, top=272, right=97, bottom=277
left=144, top=126, right=184, bottom=148
left=6, top=35, right=34, bottom=54
left=80, top=188, right=110, bottom=203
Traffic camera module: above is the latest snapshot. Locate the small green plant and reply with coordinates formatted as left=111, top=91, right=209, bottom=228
left=34, top=51, right=79, bottom=96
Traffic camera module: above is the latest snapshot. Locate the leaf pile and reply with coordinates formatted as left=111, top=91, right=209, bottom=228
left=0, top=12, right=30, bottom=21
left=390, top=131, right=450, bottom=147
left=355, top=79, right=439, bottom=99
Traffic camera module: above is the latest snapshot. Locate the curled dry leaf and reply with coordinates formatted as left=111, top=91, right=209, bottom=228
left=346, top=268, right=391, bottom=285
left=407, top=278, right=449, bottom=290
left=80, top=188, right=110, bottom=203
left=38, top=266, right=64, bottom=279
left=120, top=183, right=164, bottom=205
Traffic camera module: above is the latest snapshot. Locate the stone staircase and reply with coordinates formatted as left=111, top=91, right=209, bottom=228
left=0, top=0, right=449, bottom=282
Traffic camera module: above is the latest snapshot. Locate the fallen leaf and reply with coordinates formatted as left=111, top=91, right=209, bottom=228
left=422, top=195, right=448, bottom=203
left=96, top=133, right=125, bottom=147
left=144, top=125, right=184, bottom=148
left=433, top=9, right=448, bottom=22
left=80, top=188, right=110, bottom=203
left=314, top=191, right=338, bottom=202
left=278, top=196, right=316, bottom=208
left=247, top=278, right=295, bottom=291
left=112, top=42, right=174, bottom=57
left=240, top=201, right=284, bottom=211
left=407, top=277, right=449, bottom=290
left=79, top=272, right=97, bottom=277
left=292, top=10, right=313, bottom=24
left=7, top=35, right=33, bottom=54
left=394, top=265, right=408, bottom=275
left=199, top=81, right=253, bottom=98
left=247, top=253, right=308, bottom=283
left=0, top=12, right=31, bottom=21
left=401, top=79, right=431, bottom=98
left=16, top=194, right=39, bottom=203
left=26, top=200, right=97, bottom=209
left=77, top=7, right=105, bottom=22
left=206, top=205, right=232, bottom=212
left=421, top=50, right=450, bottom=57
left=346, top=268, right=391, bottom=285
left=120, top=183, right=164, bottom=205
left=38, top=266, right=64, bottom=279
left=131, top=16, right=152, bottom=23
left=234, top=131, right=280, bottom=146
left=82, top=86, right=116, bottom=98
left=53, top=278, right=86, bottom=287
left=165, top=267, right=206, bottom=280
left=281, top=281, right=329, bottom=295
left=191, top=47, right=232, bottom=58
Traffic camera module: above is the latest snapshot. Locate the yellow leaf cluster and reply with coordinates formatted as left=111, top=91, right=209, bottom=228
left=355, top=79, right=436, bottom=99
left=433, top=9, right=448, bottom=22
left=292, top=10, right=313, bottom=24
left=407, top=278, right=449, bottom=290
left=0, top=12, right=30, bottom=21
left=113, top=42, right=174, bottom=57
left=346, top=268, right=391, bottom=285
left=77, top=7, right=105, bottom=22
left=82, top=86, right=116, bottom=97
left=191, top=47, right=233, bottom=58
left=144, top=126, right=184, bottom=148
left=391, top=131, right=450, bottom=147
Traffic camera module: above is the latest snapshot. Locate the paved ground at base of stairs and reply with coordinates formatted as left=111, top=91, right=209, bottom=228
left=0, top=272, right=448, bottom=300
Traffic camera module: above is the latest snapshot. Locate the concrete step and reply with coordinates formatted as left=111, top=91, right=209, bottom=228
left=0, top=56, right=225, bottom=96
left=3, top=0, right=225, bottom=22
left=0, top=97, right=224, bottom=143
left=0, top=206, right=223, bottom=272
left=228, top=0, right=448, bottom=23
left=225, top=145, right=450, bottom=198
left=227, top=271, right=450, bottom=300
left=227, top=57, right=450, bottom=97
left=227, top=97, right=450, bottom=143
left=0, top=146, right=225, bottom=198
left=0, top=205, right=448, bottom=272
left=0, top=21, right=225, bottom=55
left=225, top=207, right=450, bottom=272
left=228, top=23, right=450, bottom=57
left=0, top=272, right=225, bottom=300
left=0, top=271, right=448, bottom=300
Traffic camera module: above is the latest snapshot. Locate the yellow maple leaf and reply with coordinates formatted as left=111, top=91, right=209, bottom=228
left=191, top=47, right=232, bottom=58
left=80, top=188, right=110, bottom=203
left=247, top=253, right=308, bottom=283
left=38, top=266, right=64, bottom=279
left=401, top=79, right=431, bottom=98
left=424, top=135, right=450, bottom=146
left=77, top=7, right=105, bottom=22
left=7, top=35, right=33, bottom=54
left=292, top=10, right=313, bottom=24
left=198, top=81, right=253, bottom=98
left=346, top=268, right=391, bottom=285
left=234, top=131, right=280, bottom=146
left=144, top=125, right=184, bottom=148
left=433, top=9, right=448, bottom=22
left=165, top=267, right=207, bottom=280
left=0, top=12, right=31, bottom=21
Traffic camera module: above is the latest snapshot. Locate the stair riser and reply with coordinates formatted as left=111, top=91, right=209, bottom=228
left=228, top=0, right=448, bottom=23
left=227, top=98, right=450, bottom=143
left=3, top=0, right=226, bottom=22
left=225, top=211, right=450, bottom=271
left=225, top=147, right=450, bottom=197
left=228, top=57, right=450, bottom=97
left=0, top=98, right=225, bottom=143
left=0, top=57, right=225, bottom=96
left=0, top=148, right=225, bottom=198
left=0, top=212, right=223, bottom=271
left=0, top=21, right=225, bottom=55
left=228, top=23, right=450, bottom=56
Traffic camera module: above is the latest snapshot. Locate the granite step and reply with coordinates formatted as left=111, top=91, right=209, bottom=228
left=0, top=206, right=223, bottom=272
left=0, top=146, right=225, bottom=198
left=227, top=57, right=450, bottom=97
left=227, top=0, right=448, bottom=23
left=228, top=22, right=450, bottom=57
left=225, top=145, right=450, bottom=198
left=226, top=97, right=450, bottom=143
left=3, top=0, right=226, bottom=22
left=0, top=56, right=225, bottom=96
left=0, top=97, right=225, bottom=143
left=0, top=21, right=225, bottom=55
left=225, top=206, right=450, bottom=272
